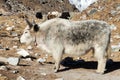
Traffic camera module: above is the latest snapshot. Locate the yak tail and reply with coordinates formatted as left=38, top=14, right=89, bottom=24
left=106, top=42, right=111, bottom=59
left=106, top=33, right=111, bottom=59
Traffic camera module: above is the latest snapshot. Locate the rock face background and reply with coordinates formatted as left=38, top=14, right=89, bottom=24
left=0, top=0, right=120, bottom=80
left=0, top=0, right=75, bottom=14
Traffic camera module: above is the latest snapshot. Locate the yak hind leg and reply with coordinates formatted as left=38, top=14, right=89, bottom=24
left=94, top=46, right=107, bottom=74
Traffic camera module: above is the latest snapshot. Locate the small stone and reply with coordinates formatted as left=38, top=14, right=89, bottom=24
left=55, top=78, right=64, bottom=80
left=110, top=24, right=117, bottom=30
left=13, top=46, right=18, bottom=49
left=27, top=46, right=33, bottom=50
left=25, top=58, right=32, bottom=61
left=88, top=8, right=98, bottom=15
left=11, top=70, right=19, bottom=74
left=17, top=76, right=25, bottom=80
left=37, top=58, right=46, bottom=63
left=10, top=32, right=18, bottom=37
left=110, top=10, right=117, bottom=16
left=111, top=54, right=114, bottom=57
left=111, top=45, right=120, bottom=52
left=17, top=49, right=30, bottom=57
left=6, top=26, right=14, bottom=31
left=35, top=53, right=40, bottom=57
left=116, top=4, right=120, bottom=10
left=7, top=57, right=20, bottom=66
left=41, top=72, right=47, bottom=76
left=6, top=27, right=13, bottom=31
left=0, top=66, right=8, bottom=71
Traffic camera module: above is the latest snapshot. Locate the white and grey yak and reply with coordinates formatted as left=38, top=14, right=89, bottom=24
left=20, top=18, right=111, bottom=74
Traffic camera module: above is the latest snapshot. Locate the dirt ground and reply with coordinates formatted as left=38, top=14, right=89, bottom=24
left=0, top=0, right=120, bottom=80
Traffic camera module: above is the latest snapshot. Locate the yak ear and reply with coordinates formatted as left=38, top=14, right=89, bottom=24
left=25, top=19, right=33, bottom=29
left=34, top=24, right=39, bottom=32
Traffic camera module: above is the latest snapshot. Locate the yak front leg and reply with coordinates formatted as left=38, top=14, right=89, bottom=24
left=52, top=51, right=63, bottom=73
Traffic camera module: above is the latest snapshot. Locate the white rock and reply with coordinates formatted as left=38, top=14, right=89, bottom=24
left=11, top=70, right=19, bottom=74
left=110, top=24, right=117, bottom=30
left=17, top=49, right=30, bottom=57
left=17, top=76, right=25, bottom=80
left=55, top=78, right=64, bottom=80
left=25, top=58, right=32, bottom=61
left=41, top=72, right=47, bottom=76
left=111, top=45, right=120, bottom=52
left=0, top=66, right=8, bottom=71
left=35, top=53, right=40, bottom=57
left=13, top=46, right=18, bottom=49
left=6, top=26, right=14, bottom=31
left=37, top=58, right=46, bottom=63
left=27, top=45, right=33, bottom=50
left=7, top=57, right=20, bottom=66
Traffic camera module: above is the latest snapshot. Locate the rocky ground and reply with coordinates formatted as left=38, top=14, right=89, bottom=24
left=0, top=0, right=120, bottom=80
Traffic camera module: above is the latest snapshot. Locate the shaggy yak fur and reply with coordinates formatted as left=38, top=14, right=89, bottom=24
left=20, top=18, right=111, bottom=74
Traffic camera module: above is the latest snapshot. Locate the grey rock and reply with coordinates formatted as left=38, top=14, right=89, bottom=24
left=111, top=45, right=120, bottom=52
left=7, top=57, right=20, bottom=66
left=110, top=10, right=117, bottom=16
left=115, top=4, right=120, bottom=10
left=0, top=45, right=4, bottom=49
left=88, top=8, right=98, bottom=15
left=10, top=32, right=18, bottom=37
left=110, top=24, right=117, bottom=30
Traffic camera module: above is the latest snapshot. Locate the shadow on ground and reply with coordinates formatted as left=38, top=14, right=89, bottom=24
left=60, top=57, right=120, bottom=74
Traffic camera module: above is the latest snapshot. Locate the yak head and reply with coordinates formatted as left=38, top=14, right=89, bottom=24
left=20, top=19, right=39, bottom=45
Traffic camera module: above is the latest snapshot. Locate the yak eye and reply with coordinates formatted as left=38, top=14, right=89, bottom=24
left=25, top=31, right=28, bottom=33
